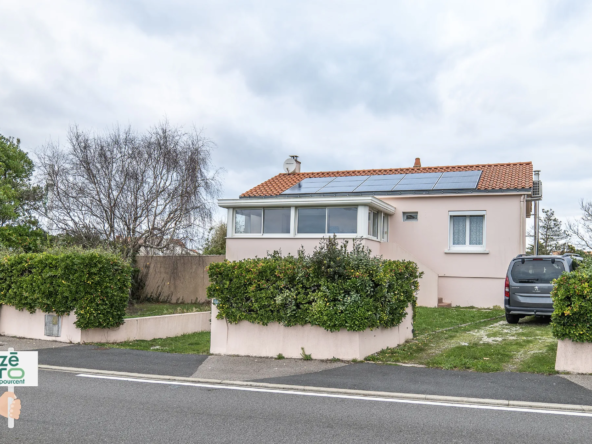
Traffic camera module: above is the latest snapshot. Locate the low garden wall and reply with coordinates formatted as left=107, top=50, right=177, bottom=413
left=207, top=237, right=421, bottom=360
left=552, top=263, right=592, bottom=373
left=555, top=339, right=592, bottom=373
left=0, top=305, right=211, bottom=344
left=81, top=311, right=210, bottom=343
left=210, top=304, right=412, bottom=360
left=0, top=305, right=82, bottom=343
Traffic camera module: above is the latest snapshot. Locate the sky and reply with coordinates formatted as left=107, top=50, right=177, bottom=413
left=1, top=0, right=591, bottom=227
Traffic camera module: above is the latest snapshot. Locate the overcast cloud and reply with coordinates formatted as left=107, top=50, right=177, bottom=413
left=1, top=0, right=591, bottom=225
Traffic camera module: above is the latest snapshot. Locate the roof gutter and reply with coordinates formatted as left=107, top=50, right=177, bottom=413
left=218, top=196, right=396, bottom=215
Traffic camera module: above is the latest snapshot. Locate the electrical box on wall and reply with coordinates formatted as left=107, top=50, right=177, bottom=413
left=44, top=314, right=62, bottom=337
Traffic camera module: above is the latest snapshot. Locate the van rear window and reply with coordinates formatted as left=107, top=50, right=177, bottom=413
left=511, top=260, right=565, bottom=284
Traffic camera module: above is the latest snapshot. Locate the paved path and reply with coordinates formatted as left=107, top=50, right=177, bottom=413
left=191, top=355, right=347, bottom=380
left=0, top=336, right=71, bottom=351
left=5, top=370, right=592, bottom=443
left=5, top=335, right=592, bottom=407
left=256, top=362, right=592, bottom=406
left=38, top=345, right=208, bottom=376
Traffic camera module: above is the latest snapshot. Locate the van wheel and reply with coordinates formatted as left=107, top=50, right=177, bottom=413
left=506, top=313, right=520, bottom=324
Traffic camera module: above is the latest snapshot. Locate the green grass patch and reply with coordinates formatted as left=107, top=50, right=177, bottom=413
left=426, top=339, right=536, bottom=372
left=367, top=309, right=557, bottom=375
left=124, top=302, right=210, bottom=319
left=94, top=332, right=211, bottom=354
left=414, top=306, right=504, bottom=336
left=516, top=341, right=558, bottom=375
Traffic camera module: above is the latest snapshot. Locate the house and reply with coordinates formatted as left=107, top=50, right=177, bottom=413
left=218, top=157, right=536, bottom=308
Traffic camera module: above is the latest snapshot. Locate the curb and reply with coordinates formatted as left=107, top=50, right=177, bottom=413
left=39, top=364, right=592, bottom=413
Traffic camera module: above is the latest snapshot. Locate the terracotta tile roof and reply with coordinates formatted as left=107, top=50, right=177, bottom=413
left=240, top=162, right=533, bottom=197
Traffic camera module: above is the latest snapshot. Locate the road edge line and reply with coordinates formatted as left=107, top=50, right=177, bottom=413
left=38, top=364, right=591, bottom=413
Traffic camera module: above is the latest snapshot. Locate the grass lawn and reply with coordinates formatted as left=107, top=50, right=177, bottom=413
left=367, top=307, right=557, bottom=374
left=414, top=306, right=504, bottom=336
left=95, top=332, right=211, bottom=354
left=124, top=302, right=210, bottom=319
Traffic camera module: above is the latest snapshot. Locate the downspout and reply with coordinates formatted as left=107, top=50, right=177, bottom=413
left=520, top=194, right=526, bottom=254
left=534, top=170, right=540, bottom=255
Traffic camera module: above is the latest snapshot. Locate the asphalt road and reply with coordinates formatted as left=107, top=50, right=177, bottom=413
left=2, top=370, right=592, bottom=444
left=38, top=345, right=592, bottom=406
left=257, top=363, right=592, bottom=406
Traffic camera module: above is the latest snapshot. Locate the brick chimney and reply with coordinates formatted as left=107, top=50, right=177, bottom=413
left=413, top=157, right=421, bottom=168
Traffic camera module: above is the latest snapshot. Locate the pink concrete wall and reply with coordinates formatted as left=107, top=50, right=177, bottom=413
left=210, top=304, right=413, bottom=360
left=81, top=311, right=211, bottom=343
left=555, top=339, right=592, bottom=373
left=226, top=237, right=380, bottom=261
left=377, top=239, right=439, bottom=307
left=0, top=305, right=211, bottom=344
left=0, top=306, right=82, bottom=343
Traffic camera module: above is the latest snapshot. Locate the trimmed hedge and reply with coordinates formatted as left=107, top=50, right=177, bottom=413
left=207, top=238, right=421, bottom=332
left=551, top=264, right=592, bottom=343
left=0, top=249, right=132, bottom=329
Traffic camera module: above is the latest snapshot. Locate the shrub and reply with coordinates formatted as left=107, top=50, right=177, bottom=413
left=207, top=237, right=421, bottom=332
left=0, top=249, right=132, bottom=329
left=0, top=224, right=48, bottom=253
left=551, top=260, right=592, bottom=343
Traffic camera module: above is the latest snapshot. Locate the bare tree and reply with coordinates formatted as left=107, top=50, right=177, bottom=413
left=566, top=200, right=592, bottom=250
left=37, top=122, right=221, bottom=258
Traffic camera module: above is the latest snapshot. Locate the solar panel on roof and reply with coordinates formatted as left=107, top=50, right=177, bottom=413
left=363, top=174, right=405, bottom=183
left=440, top=171, right=481, bottom=178
left=317, top=186, right=362, bottom=193
left=302, top=177, right=336, bottom=183
left=432, top=171, right=481, bottom=190
left=403, top=172, right=443, bottom=179
left=355, top=183, right=398, bottom=192
left=331, top=175, right=369, bottom=182
left=280, top=170, right=483, bottom=195
left=391, top=173, right=442, bottom=191
left=394, top=183, right=440, bottom=191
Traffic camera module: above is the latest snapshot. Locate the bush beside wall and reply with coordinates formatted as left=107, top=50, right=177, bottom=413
left=551, top=263, right=592, bottom=343
left=0, top=250, right=132, bottom=329
left=207, top=238, right=421, bottom=332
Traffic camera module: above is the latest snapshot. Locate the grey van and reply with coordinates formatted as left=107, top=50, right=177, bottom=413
left=504, top=254, right=581, bottom=324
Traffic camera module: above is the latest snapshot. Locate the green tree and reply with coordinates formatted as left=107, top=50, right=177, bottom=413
left=527, top=208, right=568, bottom=255
left=0, top=134, right=42, bottom=225
left=0, top=224, right=47, bottom=253
left=202, top=221, right=226, bottom=255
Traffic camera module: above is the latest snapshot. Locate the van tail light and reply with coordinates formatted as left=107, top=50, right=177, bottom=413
left=505, top=276, right=510, bottom=298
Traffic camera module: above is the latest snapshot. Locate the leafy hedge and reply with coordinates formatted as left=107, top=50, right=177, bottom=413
left=551, top=261, right=592, bottom=343
left=207, top=237, right=422, bottom=332
left=0, top=249, right=132, bottom=329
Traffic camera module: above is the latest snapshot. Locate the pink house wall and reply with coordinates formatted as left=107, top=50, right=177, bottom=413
left=225, top=194, right=527, bottom=308
left=380, top=194, right=526, bottom=307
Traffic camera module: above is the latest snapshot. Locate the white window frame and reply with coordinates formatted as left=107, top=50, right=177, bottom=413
left=231, top=208, right=293, bottom=237
left=402, top=212, right=418, bottom=222
left=381, top=213, right=389, bottom=242
left=367, top=209, right=389, bottom=242
left=220, top=197, right=396, bottom=241
left=446, top=210, right=488, bottom=253
left=296, top=206, right=359, bottom=237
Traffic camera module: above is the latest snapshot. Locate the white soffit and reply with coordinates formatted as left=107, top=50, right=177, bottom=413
left=218, top=196, right=396, bottom=215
